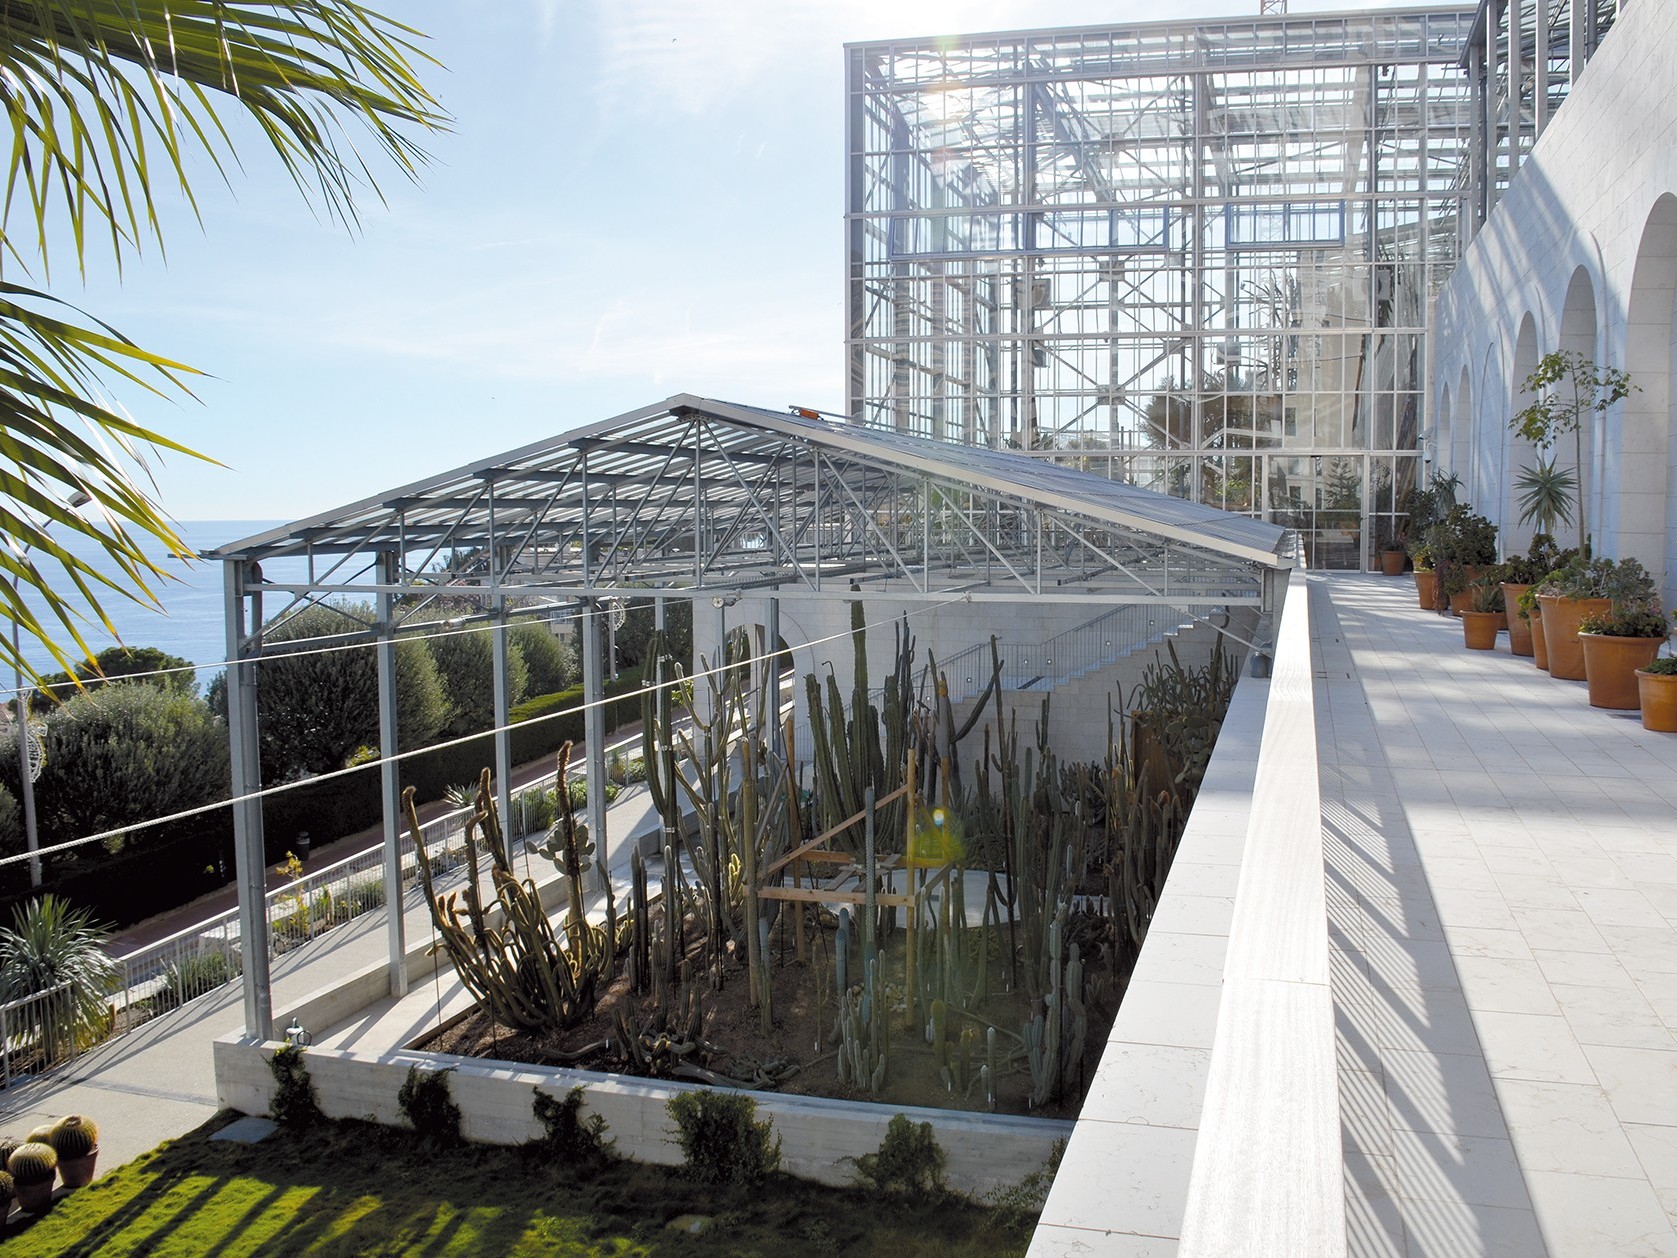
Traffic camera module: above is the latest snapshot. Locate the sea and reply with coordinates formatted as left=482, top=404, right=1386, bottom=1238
left=12, top=520, right=303, bottom=687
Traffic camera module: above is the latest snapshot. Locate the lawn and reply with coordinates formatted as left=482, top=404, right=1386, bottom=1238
left=0, top=1114, right=1040, bottom=1257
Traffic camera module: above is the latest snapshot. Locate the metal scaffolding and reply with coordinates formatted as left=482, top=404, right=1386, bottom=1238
left=846, top=6, right=1482, bottom=569
left=211, top=395, right=1291, bottom=1037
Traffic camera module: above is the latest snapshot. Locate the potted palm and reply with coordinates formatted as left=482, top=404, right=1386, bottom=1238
left=1402, top=472, right=1458, bottom=608
left=1579, top=603, right=1672, bottom=710
left=1460, top=577, right=1503, bottom=650
left=1510, top=352, right=1635, bottom=556
left=1636, top=656, right=1677, bottom=732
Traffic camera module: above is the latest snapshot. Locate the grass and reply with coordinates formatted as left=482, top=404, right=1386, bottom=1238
left=0, top=1114, right=1037, bottom=1257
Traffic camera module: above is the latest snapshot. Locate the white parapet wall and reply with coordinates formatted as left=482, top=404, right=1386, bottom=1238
left=214, top=1036, right=1070, bottom=1197
left=1030, top=571, right=1343, bottom=1255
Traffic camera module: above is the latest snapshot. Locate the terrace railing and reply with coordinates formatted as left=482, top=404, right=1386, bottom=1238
left=0, top=982, right=77, bottom=1091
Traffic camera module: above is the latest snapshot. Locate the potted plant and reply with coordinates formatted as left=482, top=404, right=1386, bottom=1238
left=48, top=1116, right=99, bottom=1188
left=1461, top=578, right=1503, bottom=650
left=0, top=1167, right=13, bottom=1223
left=1496, top=535, right=1565, bottom=657
left=1510, top=351, right=1635, bottom=555
left=1380, top=536, right=1407, bottom=577
left=1519, top=585, right=1550, bottom=671
left=1636, top=656, right=1677, bottom=732
left=1538, top=556, right=1657, bottom=682
left=1426, top=505, right=1499, bottom=616
left=1402, top=471, right=1458, bottom=608
left=1578, top=604, right=1673, bottom=710
left=6, top=1142, right=57, bottom=1214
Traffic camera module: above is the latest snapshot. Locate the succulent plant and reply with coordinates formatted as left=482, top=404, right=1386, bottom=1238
left=0, top=1135, right=18, bottom=1167
left=49, top=1116, right=99, bottom=1160
left=0, top=1168, right=13, bottom=1206
left=7, top=1141, right=58, bottom=1186
left=25, top=1123, right=56, bottom=1145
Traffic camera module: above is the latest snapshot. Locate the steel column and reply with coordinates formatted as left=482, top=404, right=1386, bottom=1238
left=491, top=594, right=513, bottom=858
left=376, top=554, right=407, bottom=998
left=580, top=598, right=608, bottom=892
left=224, top=559, right=273, bottom=1040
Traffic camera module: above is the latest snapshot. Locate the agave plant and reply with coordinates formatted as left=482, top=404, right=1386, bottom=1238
left=1515, top=458, right=1578, bottom=537
left=0, top=897, right=119, bottom=1050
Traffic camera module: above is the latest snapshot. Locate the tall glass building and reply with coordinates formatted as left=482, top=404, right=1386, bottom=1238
left=845, top=7, right=1481, bottom=569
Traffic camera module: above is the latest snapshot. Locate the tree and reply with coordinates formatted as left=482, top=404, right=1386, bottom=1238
left=0, top=896, right=119, bottom=1051
left=255, top=603, right=448, bottom=781
left=1, top=4, right=441, bottom=685
left=31, top=645, right=198, bottom=709
left=1510, top=351, right=1636, bottom=553
left=510, top=620, right=578, bottom=697
left=27, top=684, right=229, bottom=853
left=423, top=617, right=530, bottom=737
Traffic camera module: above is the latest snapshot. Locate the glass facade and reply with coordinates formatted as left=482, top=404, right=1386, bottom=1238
left=846, top=8, right=1479, bottom=568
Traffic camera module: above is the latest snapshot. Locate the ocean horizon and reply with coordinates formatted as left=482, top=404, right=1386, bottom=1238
left=14, top=520, right=293, bottom=684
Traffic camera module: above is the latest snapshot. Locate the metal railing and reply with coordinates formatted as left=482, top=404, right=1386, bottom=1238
left=102, top=729, right=649, bottom=1038
left=0, top=983, right=77, bottom=1090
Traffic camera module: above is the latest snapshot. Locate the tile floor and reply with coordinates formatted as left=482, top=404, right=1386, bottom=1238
left=1317, top=574, right=1677, bottom=1257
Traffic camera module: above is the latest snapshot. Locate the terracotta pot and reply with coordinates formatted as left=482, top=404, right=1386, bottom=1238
left=1448, top=589, right=1474, bottom=618
left=1538, top=594, right=1612, bottom=681
left=15, top=1177, right=54, bottom=1214
left=1503, top=584, right=1534, bottom=656
left=1413, top=569, right=1436, bottom=610
left=1531, top=605, right=1549, bottom=671
left=1637, top=669, right=1677, bottom=732
left=1461, top=611, right=1501, bottom=650
left=59, top=1150, right=98, bottom=1189
left=1380, top=548, right=1406, bottom=576
left=1581, top=634, right=1666, bottom=709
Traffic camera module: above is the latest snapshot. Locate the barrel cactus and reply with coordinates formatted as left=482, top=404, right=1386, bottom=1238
left=7, top=1141, right=57, bottom=1185
left=0, top=1169, right=13, bottom=1209
left=25, top=1123, right=56, bottom=1145
left=50, top=1116, right=99, bottom=1160
left=0, top=1135, right=18, bottom=1167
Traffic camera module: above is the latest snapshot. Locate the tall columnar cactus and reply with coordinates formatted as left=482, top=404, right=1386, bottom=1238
left=409, top=770, right=613, bottom=1037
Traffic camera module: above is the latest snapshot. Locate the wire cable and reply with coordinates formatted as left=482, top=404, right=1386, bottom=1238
left=0, top=595, right=972, bottom=870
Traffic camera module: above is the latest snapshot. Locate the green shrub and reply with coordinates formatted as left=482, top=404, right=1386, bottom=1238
left=269, top=1044, right=324, bottom=1128
left=511, top=621, right=578, bottom=696
left=398, top=1066, right=463, bottom=1147
left=530, top=1086, right=613, bottom=1163
left=852, top=1114, right=946, bottom=1197
left=986, top=1140, right=1066, bottom=1232
left=0, top=785, right=19, bottom=857
left=31, top=685, right=228, bottom=850
left=32, top=645, right=198, bottom=708
left=255, top=602, right=448, bottom=781
left=666, top=1089, right=780, bottom=1186
left=422, top=615, right=529, bottom=737
left=1643, top=656, right=1677, bottom=676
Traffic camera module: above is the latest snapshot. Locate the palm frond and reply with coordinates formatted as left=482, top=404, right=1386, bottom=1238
left=1515, top=458, right=1578, bottom=536
left=0, top=2, right=443, bottom=682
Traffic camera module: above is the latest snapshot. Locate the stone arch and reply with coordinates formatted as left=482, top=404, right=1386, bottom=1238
left=1504, top=314, right=1541, bottom=553
left=1453, top=363, right=1472, bottom=487
left=1556, top=266, right=1599, bottom=555
left=1620, top=194, right=1677, bottom=599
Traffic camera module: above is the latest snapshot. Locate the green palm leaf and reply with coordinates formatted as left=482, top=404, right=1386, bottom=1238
left=1514, top=458, right=1578, bottom=537
left=1, top=2, right=443, bottom=684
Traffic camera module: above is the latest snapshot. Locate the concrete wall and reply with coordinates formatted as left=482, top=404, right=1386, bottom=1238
left=1434, top=1, right=1677, bottom=602
left=697, top=594, right=1258, bottom=766
left=215, top=1036, right=1070, bottom=1197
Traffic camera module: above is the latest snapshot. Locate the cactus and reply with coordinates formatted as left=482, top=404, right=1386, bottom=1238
left=25, top=1122, right=55, bottom=1145
left=0, top=1136, right=17, bottom=1169
left=48, top=1116, right=98, bottom=1159
left=7, top=1142, right=57, bottom=1186
left=409, top=768, right=613, bottom=1037
left=0, top=1169, right=13, bottom=1209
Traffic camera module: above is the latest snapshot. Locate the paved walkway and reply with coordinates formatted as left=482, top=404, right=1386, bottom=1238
left=1318, top=574, right=1677, bottom=1256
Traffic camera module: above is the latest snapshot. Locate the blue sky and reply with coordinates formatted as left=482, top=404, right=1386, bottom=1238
left=72, top=0, right=1389, bottom=523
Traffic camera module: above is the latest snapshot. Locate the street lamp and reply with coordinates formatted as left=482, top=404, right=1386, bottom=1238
left=12, top=489, right=92, bottom=888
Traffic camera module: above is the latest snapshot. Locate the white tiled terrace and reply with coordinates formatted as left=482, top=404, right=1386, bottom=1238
left=1034, top=572, right=1677, bottom=1256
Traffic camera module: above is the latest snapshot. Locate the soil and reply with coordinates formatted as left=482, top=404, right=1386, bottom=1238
left=419, top=910, right=1121, bottom=1121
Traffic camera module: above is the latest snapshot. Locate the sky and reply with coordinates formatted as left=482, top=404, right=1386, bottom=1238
left=66, top=0, right=1395, bottom=525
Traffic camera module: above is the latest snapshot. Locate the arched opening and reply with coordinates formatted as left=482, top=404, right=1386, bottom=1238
left=1622, top=195, right=1677, bottom=600
left=1505, top=314, right=1541, bottom=553
left=1454, top=364, right=1472, bottom=485
left=1557, top=266, right=1599, bottom=555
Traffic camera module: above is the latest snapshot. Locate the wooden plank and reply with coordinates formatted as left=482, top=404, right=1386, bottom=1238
left=761, top=784, right=910, bottom=878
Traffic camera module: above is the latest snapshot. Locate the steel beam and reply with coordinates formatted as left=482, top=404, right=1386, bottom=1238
left=224, top=560, right=273, bottom=1040
left=376, top=554, right=407, bottom=999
